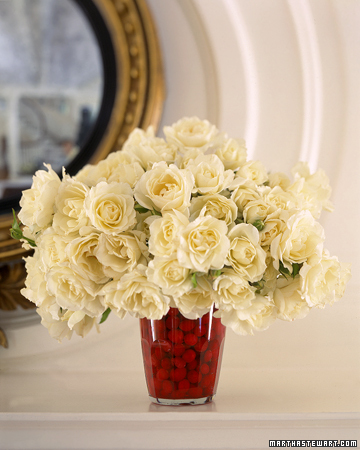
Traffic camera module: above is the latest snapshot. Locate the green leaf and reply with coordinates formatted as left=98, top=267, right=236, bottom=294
left=151, top=208, right=162, bottom=216
left=291, top=263, right=302, bottom=278
left=191, top=273, right=198, bottom=289
left=10, top=209, right=36, bottom=247
left=252, top=219, right=265, bottom=231
left=214, top=270, right=222, bottom=277
left=99, top=308, right=111, bottom=324
left=235, top=217, right=244, bottom=225
left=134, top=204, right=150, bottom=214
left=279, top=261, right=291, bottom=279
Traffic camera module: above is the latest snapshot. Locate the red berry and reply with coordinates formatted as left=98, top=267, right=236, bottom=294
left=178, top=379, right=190, bottom=390
left=170, top=367, right=187, bottom=382
left=187, top=370, right=201, bottom=384
left=193, top=325, right=207, bottom=337
left=203, top=386, right=214, bottom=397
left=153, top=378, right=162, bottom=392
left=161, top=358, right=172, bottom=370
left=182, top=349, right=196, bottom=363
left=162, top=380, right=173, bottom=394
left=156, top=368, right=169, bottom=381
left=200, top=363, right=209, bottom=375
left=173, top=344, right=186, bottom=356
left=194, top=337, right=208, bottom=352
left=204, top=350, right=212, bottom=363
left=153, top=320, right=166, bottom=334
left=186, top=359, right=198, bottom=371
left=166, top=316, right=180, bottom=329
left=168, top=329, right=184, bottom=344
left=179, top=319, right=195, bottom=332
left=151, top=354, right=160, bottom=368
left=202, top=313, right=210, bottom=324
left=167, top=308, right=179, bottom=316
left=188, top=387, right=203, bottom=398
left=184, top=333, right=197, bottom=346
left=174, top=357, right=186, bottom=369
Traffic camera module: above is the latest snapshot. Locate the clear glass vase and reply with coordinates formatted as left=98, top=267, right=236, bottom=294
left=139, top=305, right=226, bottom=405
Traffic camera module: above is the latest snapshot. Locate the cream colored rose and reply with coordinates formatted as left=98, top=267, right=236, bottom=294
left=226, top=223, right=267, bottom=282
left=134, top=162, right=193, bottom=213
left=215, top=138, right=247, bottom=171
left=45, top=265, right=105, bottom=317
left=259, top=211, right=288, bottom=247
left=37, top=227, right=71, bottom=272
left=175, top=148, right=204, bottom=169
left=270, top=210, right=324, bottom=270
left=62, top=310, right=98, bottom=337
left=231, top=180, right=261, bottom=214
left=102, top=265, right=170, bottom=320
left=123, top=137, right=177, bottom=170
left=186, top=154, right=236, bottom=195
left=273, top=276, right=310, bottom=321
left=95, top=230, right=148, bottom=279
left=300, top=252, right=351, bottom=308
left=53, top=176, right=89, bottom=235
left=213, top=268, right=256, bottom=312
left=36, top=307, right=73, bottom=342
left=264, top=186, right=296, bottom=212
left=18, top=164, right=61, bottom=233
left=174, top=275, right=215, bottom=319
left=268, top=172, right=291, bottom=190
left=148, top=210, right=189, bottom=257
left=107, top=162, right=145, bottom=188
left=85, top=181, right=136, bottom=233
left=147, top=256, right=193, bottom=297
left=178, top=216, right=230, bottom=272
left=243, top=197, right=275, bottom=224
left=67, top=232, right=109, bottom=284
left=189, top=194, right=238, bottom=226
left=215, top=294, right=276, bottom=335
left=122, top=126, right=155, bottom=151
left=135, top=211, right=154, bottom=240
left=236, top=160, right=268, bottom=185
left=164, top=116, right=219, bottom=151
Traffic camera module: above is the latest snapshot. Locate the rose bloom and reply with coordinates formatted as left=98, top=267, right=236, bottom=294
left=18, top=164, right=61, bottom=233
left=264, top=186, right=297, bottom=212
left=164, top=116, right=219, bottom=151
left=148, top=210, right=189, bottom=257
left=300, top=251, right=351, bottom=308
left=175, top=148, right=205, bottom=169
left=242, top=197, right=275, bottom=224
left=147, top=256, right=193, bottom=297
left=174, top=275, right=216, bottom=319
left=226, top=223, right=267, bottom=282
left=37, top=227, right=71, bottom=272
left=187, top=154, right=236, bottom=195
left=236, top=160, right=268, bottom=185
left=53, top=176, right=90, bottom=236
left=85, top=181, right=136, bottom=234
left=231, top=180, right=261, bottom=214
left=215, top=138, right=247, bottom=171
left=267, top=172, right=292, bottom=190
left=189, top=193, right=238, bottom=226
left=67, top=231, right=109, bottom=284
left=123, top=136, right=177, bottom=170
left=107, top=162, right=145, bottom=188
left=215, top=294, right=277, bottom=335
left=102, top=265, right=170, bottom=320
left=259, top=211, right=288, bottom=247
left=134, top=162, right=193, bottom=213
left=45, top=265, right=105, bottom=318
left=95, top=230, right=148, bottom=279
left=273, top=276, right=310, bottom=321
left=178, top=216, right=230, bottom=272
left=213, top=268, right=256, bottom=312
left=121, top=125, right=155, bottom=152
left=271, top=210, right=324, bottom=270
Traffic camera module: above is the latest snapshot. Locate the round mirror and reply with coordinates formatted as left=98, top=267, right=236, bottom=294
left=0, top=0, right=103, bottom=202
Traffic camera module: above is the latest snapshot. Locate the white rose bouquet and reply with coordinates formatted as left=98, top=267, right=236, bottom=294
left=11, top=117, right=351, bottom=341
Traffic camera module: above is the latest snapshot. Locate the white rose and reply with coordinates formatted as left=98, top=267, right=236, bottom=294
left=243, top=197, right=275, bottom=224
left=215, top=138, right=247, bottom=171
left=236, top=160, right=268, bottom=185
left=46, top=265, right=105, bottom=317
left=18, top=164, right=61, bottom=233
left=273, top=276, right=310, bottom=321
left=148, top=210, right=189, bottom=257
left=215, top=294, right=276, bottom=335
left=259, top=211, right=288, bottom=247
left=147, top=256, right=193, bottom=297
left=300, top=252, right=351, bottom=308
left=264, top=186, right=297, bottom=212
left=134, top=210, right=154, bottom=240
left=213, top=268, right=256, bottom=312
left=271, top=210, right=324, bottom=270
left=85, top=181, right=136, bottom=234
left=226, top=223, right=267, bottom=282
left=37, top=227, right=71, bottom=272
left=164, top=116, right=219, bottom=151
left=178, top=216, right=230, bottom=272
left=134, top=162, right=193, bottom=213
left=268, top=172, right=291, bottom=190
left=175, top=148, right=205, bottom=169
left=231, top=180, right=261, bottom=214
left=124, top=137, right=177, bottom=170
left=66, top=232, right=109, bottom=284
left=53, top=176, right=90, bottom=236
left=174, top=275, right=215, bottom=319
left=36, top=307, right=73, bottom=342
left=102, top=265, right=170, bottom=320
left=107, top=162, right=145, bottom=188
left=122, top=126, right=155, bottom=151
left=95, top=230, right=148, bottom=279
left=62, top=310, right=98, bottom=337
left=186, top=154, right=236, bottom=195
left=189, top=194, right=238, bottom=226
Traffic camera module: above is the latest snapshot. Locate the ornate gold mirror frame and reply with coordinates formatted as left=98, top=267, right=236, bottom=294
left=0, top=0, right=164, bottom=314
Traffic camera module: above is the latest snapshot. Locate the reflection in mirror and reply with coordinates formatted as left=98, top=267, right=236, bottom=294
left=0, top=0, right=103, bottom=200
